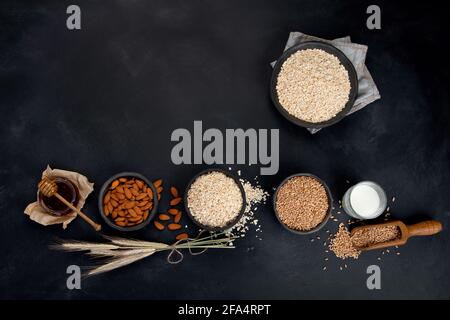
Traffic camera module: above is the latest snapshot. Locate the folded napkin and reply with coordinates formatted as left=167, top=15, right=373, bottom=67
left=271, top=32, right=381, bottom=133
left=24, top=165, right=94, bottom=229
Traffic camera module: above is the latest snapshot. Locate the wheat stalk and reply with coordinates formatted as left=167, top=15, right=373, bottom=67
left=51, top=233, right=236, bottom=277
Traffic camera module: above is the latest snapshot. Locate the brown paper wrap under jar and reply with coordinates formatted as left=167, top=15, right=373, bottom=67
left=24, top=165, right=94, bottom=229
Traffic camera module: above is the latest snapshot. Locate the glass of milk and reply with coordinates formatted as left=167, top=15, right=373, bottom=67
left=342, top=181, right=387, bottom=220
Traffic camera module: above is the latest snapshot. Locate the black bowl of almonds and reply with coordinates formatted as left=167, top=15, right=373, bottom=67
left=184, top=168, right=246, bottom=232
left=273, top=173, right=333, bottom=235
left=98, top=172, right=158, bottom=232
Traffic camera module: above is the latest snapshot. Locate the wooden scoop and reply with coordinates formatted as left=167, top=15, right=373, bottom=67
left=350, top=220, right=442, bottom=251
left=38, top=178, right=101, bottom=232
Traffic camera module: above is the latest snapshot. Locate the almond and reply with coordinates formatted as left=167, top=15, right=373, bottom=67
left=116, top=193, right=125, bottom=200
left=124, top=188, right=132, bottom=199
left=143, top=210, right=149, bottom=220
left=128, top=208, right=137, bottom=217
left=154, top=221, right=164, bottom=231
left=103, top=192, right=111, bottom=204
left=124, top=201, right=136, bottom=209
left=110, top=193, right=119, bottom=202
left=170, top=186, right=179, bottom=198
left=168, top=208, right=180, bottom=216
left=170, top=197, right=182, bottom=206
left=107, top=202, right=114, bottom=213
left=132, top=184, right=139, bottom=192
left=135, top=180, right=144, bottom=189
left=116, top=186, right=125, bottom=193
left=103, top=204, right=110, bottom=216
left=116, top=221, right=127, bottom=227
left=138, top=200, right=148, bottom=207
left=174, top=212, right=182, bottom=223
left=153, top=179, right=163, bottom=188
left=110, top=199, right=118, bottom=207
left=168, top=223, right=182, bottom=231
left=156, top=186, right=163, bottom=194
left=147, top=188, right=154, bottom=200
left=134, top=206, right=143, bottom=215
left=159, top=214, right=171, bottom=221
left=141, top=202, right=152, bottom=210
left=115, top=217, right=125, bottom=222
left=118, top=210, right=127, bottom=217
left=128, top=216, right=141, bottom=222
left=136, top=193, right=147, bottom=201
left=131, top=188, right=140, bottom=197
left=111, top=180, right=120, bottom=189
left=119, top=178, right=127, bottom=183
left=111, top=211, right=118, bottom=219
left=175, top=233, right=189, bottom=241
left=157, top=193, right=161, bottom=201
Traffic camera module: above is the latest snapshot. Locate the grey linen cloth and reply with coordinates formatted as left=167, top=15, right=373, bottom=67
left=271, top=32, right=381, bottom=133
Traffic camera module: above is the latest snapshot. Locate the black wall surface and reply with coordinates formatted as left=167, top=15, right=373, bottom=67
left=1, top=0, right=449, bottom=299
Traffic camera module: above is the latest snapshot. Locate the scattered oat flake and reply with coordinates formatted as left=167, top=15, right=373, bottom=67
left=225, top=176, right=268, bottom=239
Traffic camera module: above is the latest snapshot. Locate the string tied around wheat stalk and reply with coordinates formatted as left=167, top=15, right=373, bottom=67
left=166, top=230, right=210, bottom=264
left=50, top=231, right=237, bottom=277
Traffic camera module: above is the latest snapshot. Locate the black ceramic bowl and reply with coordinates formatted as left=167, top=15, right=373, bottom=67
left=270, top=41, right=358, bottom=129
left=184, top=168, right=246, bottom=232
left=98, top=172, right=158, bottom=232
left=273, top=173, right=333, bottom=235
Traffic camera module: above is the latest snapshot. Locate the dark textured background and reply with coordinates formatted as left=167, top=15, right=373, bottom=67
left=1, top=0, right=449, bottom=299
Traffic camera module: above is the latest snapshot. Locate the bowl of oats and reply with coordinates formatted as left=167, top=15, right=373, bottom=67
left=184, top=168, right=246, bottom=232
left=271, top=41, right=358, bottom=129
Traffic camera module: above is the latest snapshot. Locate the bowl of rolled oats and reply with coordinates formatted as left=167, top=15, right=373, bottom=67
left=184, top=168, right=246, bottom=232
left=271, top=41, right=358, bottom=129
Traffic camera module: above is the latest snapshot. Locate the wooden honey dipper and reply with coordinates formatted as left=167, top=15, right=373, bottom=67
left=38, top=178, right=101, bottom=232
left=350, top=220, right=442, bottom=251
